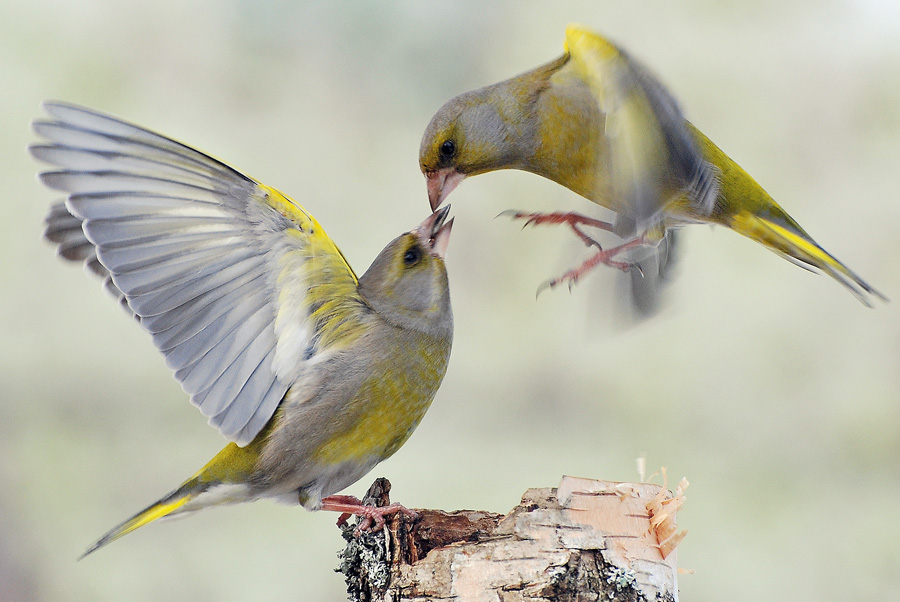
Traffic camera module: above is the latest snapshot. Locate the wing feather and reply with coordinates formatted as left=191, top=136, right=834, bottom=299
left=565, top=25, right=719, bottom=230
left=33, top=101, right=365, bottom=445
left=142, top=272, right=265, bottom=335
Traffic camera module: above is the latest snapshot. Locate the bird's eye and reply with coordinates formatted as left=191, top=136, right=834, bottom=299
left=403, top=245, right=422, bottom=266
left=439, top=140, right=456, bottom=159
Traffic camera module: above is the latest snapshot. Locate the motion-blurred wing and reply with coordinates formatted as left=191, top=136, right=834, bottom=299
left=565, top=25, right=719, bottom=231
left=33, top=101, right=364, bottom=445
left=623, top=228, right=680, bottom=317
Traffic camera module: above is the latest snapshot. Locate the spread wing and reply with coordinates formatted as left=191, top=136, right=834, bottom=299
left=33, top=101, right=365, bottom=446
left=565, top=25, right=719, bottom=231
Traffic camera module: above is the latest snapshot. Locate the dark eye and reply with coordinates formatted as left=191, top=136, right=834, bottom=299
left=403, top=245, right=422, bottom=266
left=439, top=139, right=456, bottom=160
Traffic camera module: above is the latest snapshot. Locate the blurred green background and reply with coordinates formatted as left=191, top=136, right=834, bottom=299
left=2, top=1, right=899, bottom=600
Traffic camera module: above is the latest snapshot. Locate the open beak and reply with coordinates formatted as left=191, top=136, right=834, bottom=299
left=426, top=168, right=466, bottom=211
left=415, top=205, right=454, bottom=260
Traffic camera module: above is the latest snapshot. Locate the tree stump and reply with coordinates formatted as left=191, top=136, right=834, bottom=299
left=337, top=475, right=688, bottom=602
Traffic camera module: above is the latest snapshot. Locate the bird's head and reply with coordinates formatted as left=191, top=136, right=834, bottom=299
left=420, top=88, right=529, bottom=211
left=358, top=206, right=454, bottom=337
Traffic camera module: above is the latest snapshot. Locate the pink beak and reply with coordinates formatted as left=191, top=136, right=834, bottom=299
left=415, top=205, right=454, bottom=260
left=426, top=167, right=466, bottom=211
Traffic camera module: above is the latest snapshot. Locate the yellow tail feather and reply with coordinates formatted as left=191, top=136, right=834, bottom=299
left=730, top=211, right=887, bottom=306
left=79, top=440, right=265, bottom=558
left=79, top=477, right=204, bottom=560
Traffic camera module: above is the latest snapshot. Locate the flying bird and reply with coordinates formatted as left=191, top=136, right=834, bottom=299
left=420, top=24, right=884, bottom=306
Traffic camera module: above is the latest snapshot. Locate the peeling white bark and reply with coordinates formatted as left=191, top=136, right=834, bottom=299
left=338, top=475, right=687, bottom=602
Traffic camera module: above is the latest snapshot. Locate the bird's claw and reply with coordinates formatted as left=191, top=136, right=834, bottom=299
left=322, top=494, right=418, bottom=535
left=538, top=249, right=637, bottom=296
left=502, top=208, right=649, bottom=291
left=496, top=210, right=553, bottom=231
left=500, top=209, right=617, bottom=233
left=351, top=503, right=418, bottom=535
left=535, top=279, right=553, bottom=299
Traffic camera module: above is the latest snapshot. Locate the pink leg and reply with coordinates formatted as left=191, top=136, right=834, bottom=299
left=542, top=236, right=646, bottom=292
left=502, top=210, right=617, bottom=241
left=320, top=494, right=418, bottom=532
left=503, top=210, right=642, bottom=271
left=502, top=210, right=650, bottom=288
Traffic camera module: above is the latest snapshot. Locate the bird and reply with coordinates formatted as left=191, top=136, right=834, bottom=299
left=419, top=23, right=885, bottom=306
left=32, top=101, right=455, bottom=558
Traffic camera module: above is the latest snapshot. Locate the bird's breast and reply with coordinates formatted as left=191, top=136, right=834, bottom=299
left=309, top=331, right=452, bottom=467
left=529, top=75, right=613, bottom=206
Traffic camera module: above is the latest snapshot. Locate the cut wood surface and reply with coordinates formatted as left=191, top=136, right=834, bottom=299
left=337, top=474, right=688, bottom=602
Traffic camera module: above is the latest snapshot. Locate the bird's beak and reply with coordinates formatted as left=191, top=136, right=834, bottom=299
left=426, top=168, right=466, bottom=211
left=415, top=205, right=454, bottom=260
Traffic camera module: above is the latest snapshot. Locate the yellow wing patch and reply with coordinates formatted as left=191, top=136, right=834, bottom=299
left=564, top=25, right=668, bottom=223
left=257, top=184, right=368, bottom=382
left=564, top=23, right=620, bottom=61
left=259, top=183, right=357, bottom=284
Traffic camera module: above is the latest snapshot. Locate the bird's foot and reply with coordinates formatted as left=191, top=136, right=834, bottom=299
left=321, top=494, right=418, bottom=533
left=501, top=210, right=651, bottom=291
left=500, top=210, right=617, bottom=246
left=539, top=237, right=646, bottom=294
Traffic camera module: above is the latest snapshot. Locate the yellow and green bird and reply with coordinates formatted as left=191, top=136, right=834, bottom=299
left=420, top=23, right=885, bottom=306
left=33, top=101, right=454, bottom=557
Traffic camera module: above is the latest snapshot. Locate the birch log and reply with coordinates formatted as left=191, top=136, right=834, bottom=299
left=337, top=475, right=688, bottom=602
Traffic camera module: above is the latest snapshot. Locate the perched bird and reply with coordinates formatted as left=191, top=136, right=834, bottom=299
left=420, top=23, right=885, bottom=306
left=33, top=101, right=454, bottom=557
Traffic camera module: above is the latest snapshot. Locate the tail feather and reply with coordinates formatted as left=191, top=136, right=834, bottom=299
left=79, top=476, right=209, bottom=560
left=79, top=440, right=265, bottom=558
left=730, top=211, right=887, bottom=306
